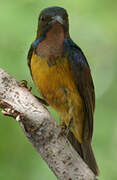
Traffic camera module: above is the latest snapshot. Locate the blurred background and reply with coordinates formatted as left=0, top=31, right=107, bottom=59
left=0, top=0, right=116, bottom=179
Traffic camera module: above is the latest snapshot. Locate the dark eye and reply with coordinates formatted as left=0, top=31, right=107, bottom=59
left=40, top=16, right=46, bottom=21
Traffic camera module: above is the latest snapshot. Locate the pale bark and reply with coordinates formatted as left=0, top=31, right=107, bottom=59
left=0, top=68, right=96, bottom=180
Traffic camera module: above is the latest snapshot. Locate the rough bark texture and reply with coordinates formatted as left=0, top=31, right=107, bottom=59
left=0, top=68, right=96, bottom=180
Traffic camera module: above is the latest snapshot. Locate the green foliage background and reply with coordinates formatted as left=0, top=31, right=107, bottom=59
left=0, top=0, right=116, bottom=179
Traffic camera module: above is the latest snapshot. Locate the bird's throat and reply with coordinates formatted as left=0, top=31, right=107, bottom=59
left=36, top=23, right=64, bottom=58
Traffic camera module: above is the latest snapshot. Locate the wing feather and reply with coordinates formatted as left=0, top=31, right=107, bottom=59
left=67, top=39, right=95, bottom=140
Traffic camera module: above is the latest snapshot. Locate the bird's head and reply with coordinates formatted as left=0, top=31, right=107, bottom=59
left=36, top=6, right=69, bottom=38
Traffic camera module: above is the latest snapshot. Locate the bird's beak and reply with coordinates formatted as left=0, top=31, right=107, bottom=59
left=51, top=16, right=63, bottom=25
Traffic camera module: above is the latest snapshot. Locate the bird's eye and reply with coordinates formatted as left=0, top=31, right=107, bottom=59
left=40, top=16, right=46, bottom=21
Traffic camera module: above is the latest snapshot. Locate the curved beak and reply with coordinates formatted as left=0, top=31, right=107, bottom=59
left=51, top=16, right=63, bottom=25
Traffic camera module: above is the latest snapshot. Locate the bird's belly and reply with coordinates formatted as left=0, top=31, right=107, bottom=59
left=30, top=53, right=84, bottom=142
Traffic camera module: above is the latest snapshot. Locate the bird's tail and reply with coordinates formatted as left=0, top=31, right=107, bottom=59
left=67, top=130, right=99, bottom=176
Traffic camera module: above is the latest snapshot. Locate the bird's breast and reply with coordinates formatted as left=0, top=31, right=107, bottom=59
left=30, top=52, right=81, bottom=108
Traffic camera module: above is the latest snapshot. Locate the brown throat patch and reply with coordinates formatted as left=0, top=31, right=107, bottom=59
left=36, top=23, right=64, bottom=59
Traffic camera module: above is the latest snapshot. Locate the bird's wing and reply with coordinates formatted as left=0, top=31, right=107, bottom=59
left=67, top=39, right=95, bottom=141
left=27, top=44, right=34, bottom=72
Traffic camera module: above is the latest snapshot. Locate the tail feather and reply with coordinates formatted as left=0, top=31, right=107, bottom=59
left=67, top=130, right=99, bottom=176
left=81, top=141, right=99, bottom=175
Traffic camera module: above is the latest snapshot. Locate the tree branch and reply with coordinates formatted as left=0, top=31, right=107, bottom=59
left=0, top=68, right=96, bottom=180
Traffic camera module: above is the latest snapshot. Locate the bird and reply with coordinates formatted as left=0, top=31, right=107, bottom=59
left=27, top=6, right=98, bottom=175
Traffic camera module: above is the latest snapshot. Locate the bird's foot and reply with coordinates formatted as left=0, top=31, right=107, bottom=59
left=59, top=118, right=73, bottom=137
left=19, top=81, right=48, bottom=106
left=20, top=80, right=32, bottom=91
left=59, top=123, right=66, bottom=135
left=59, top=122, right=69, bottom=138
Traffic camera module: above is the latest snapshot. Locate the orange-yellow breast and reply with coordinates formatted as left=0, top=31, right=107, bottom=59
left=30, top=52, right=84, bottom=143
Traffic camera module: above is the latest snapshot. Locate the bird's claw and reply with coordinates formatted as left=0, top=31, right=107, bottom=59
left=59, top=123, right=67, bottom=137
left=20, top=80, right=32, bottom=91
